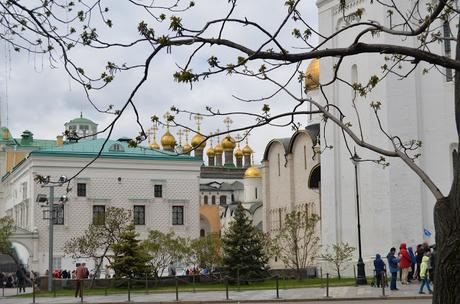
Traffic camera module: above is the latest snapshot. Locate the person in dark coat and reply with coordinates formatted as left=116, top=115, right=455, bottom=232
left=415, top=244, right=424, bottom=280
left=16, top=266, right=26, bottom=293
left=408, top=247, right=416, bottom=281
left=374, top=254, right=386, bottom=287
left=387, top=247, right=400, bottom=291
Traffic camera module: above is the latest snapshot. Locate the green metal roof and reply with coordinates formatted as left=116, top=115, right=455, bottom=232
left=66, top=117, right=97, bottom=125
left=14, top=138, right=57, bottom=148
left=30, top=138, right=199, bottom=161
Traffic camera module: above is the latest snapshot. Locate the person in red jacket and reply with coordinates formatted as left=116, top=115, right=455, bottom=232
left=399, top=243, right=412, bottom=284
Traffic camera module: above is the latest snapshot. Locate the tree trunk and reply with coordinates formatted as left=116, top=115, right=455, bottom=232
left=432, top=151, right=460, bottom=303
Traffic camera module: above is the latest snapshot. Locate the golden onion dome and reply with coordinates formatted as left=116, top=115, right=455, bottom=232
left=161, top=130, right=176, bottom=149
left=183, top=142, right=192, bottom=154
left=234, top=147, right=243, bottom=158
left=305, top=58, right=320, bottom=91
left=222, top=135, right=236, bottom=150
left=191, top=133, right=206, bottom=149
left=244, top=166, right=261, bottom=178
left=207, top=146, right=215, bottom=157
left=214, top=142, right=223, bottom=154
left=149, top=142, right=160, bottom=150
left=242, top=144, right=253, bottom=156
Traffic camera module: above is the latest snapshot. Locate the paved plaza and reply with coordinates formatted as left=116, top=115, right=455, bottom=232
left=1, top=281, right=432, bottom=303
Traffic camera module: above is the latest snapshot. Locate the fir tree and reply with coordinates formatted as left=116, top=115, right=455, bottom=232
left=222, top=203, right=269, bottom=281
left=111, top=224, right=151, bottom=278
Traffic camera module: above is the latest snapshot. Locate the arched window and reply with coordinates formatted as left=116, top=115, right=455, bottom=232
left=309, top=165, right=321, bottom=189
left=220, top=195, right=227, bottom=205
left=204, top=195, right=208, bottom=205
left=200, top=229, right=206, bottom=237
left=212, top=195, right=216, bottom=204
left=255, top=187, right=258, bottom=199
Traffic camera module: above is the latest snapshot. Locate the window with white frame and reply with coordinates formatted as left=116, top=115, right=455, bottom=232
left=134, top=205, right=145, bottom=225
left=172, top=206, right=184, bottom=225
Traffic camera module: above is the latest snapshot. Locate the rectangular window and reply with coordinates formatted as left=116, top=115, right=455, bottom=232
left=53, top=256, right=62, bottom=270
left=77, top=183, right=87, bottom=197
left=92, top=205, right=105, bottom=225
left=22, top=182, right=27, bottom=200
left=134, top=205, right=145, bottom=225
left=154, top=184, right=163, bottom=198
left=53, top=204, right=65, bottom=225
left=172, top=206, right=184, bottom=225
left=443, top=22, right=453, bottom=82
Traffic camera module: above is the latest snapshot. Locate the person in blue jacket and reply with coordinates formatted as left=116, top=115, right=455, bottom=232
left=408, top=247, right=417, bottom=281
left=373, top=254, right=386, bottom=287
left=387, top=247, right=400, bottom=291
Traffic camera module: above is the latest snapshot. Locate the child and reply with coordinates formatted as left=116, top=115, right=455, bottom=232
left=419, top=253, right=433, bottom=294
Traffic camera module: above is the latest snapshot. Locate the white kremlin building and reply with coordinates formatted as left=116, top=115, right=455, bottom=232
left=316, top=0, right=453, bottom=270
left=0, top=117, right=203, bottom=274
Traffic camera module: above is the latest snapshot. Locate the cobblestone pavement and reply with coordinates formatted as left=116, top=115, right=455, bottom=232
left=0, top=281, right=432, bottom=303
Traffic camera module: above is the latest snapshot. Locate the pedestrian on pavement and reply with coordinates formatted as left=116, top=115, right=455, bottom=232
left=408, top=246, right=416, bottom=282
left=15, top=265, right=26, bottom=293
left=373, top=254, right=386, bottom=288
left=387, top=247, right=400, bottom=291
left=415, top=244, right=423, bottom=280
left=75, top=262, right=87, bottom=298
left=398, top=243, right=411, bottom=284
left=419, top=253, right=433, bottom=294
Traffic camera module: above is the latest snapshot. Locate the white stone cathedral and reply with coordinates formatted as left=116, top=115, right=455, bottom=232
left=317, top=0, right=455, bottom=265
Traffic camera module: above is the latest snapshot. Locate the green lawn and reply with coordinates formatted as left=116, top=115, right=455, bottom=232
left=14, top=277, right=356, bottom=298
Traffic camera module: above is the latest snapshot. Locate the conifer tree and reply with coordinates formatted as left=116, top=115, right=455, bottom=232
left=222, top=203, right=269, bottom=281
left=111, top=224, right=151, bottom=278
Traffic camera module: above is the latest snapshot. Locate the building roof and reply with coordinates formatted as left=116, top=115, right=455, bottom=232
left=262, top=123, right=320, bottom=161
left=2, top=138, right=200, bottom=182
left=29, top=138, right=198, bottom=161
left=65, top=116, right=98, bottom=126
left=200, top=181, right=244, bottom=192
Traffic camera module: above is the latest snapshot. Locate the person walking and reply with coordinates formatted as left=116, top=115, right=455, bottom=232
left=399, top=243, right=411, bottom=284
left=15, top=265, right=26, bottom=293
left=75, top=263, right=87, bottom=298
left=419, top=254, right=433, bottom=294
left=387, top=247, right=400, bottom=291
left=373, top=254, right=386, bottom=287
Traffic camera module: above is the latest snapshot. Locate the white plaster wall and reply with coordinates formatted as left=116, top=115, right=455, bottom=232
left=2, top=155, right=201, bottom=274
left=317, top=0, right=455, bottom=273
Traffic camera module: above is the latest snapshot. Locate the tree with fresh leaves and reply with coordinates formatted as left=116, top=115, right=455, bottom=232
left=111, top=224, right=151, bottom=278
left=64, top=207, right=132, bottom=283
left=221, top=203, right=269, bottom=281
left=0, top=216, right=15, bottom=261
left=142, top=230, right=189, bottom=279
left=3, top=0, right=460, bottom=301
left=188, top=233, right=222, bottom=271
left=275, top=209, right=320, bottom=279
left=320, top=242, right=355, bottom=280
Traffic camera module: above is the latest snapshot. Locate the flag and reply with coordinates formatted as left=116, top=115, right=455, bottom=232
left=423, top=228, right=432, bottom=237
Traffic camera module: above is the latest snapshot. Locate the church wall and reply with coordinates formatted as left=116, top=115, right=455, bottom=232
left=266, top=142, right=292, bottom=233
left=316, top=0, right=447, bottom=276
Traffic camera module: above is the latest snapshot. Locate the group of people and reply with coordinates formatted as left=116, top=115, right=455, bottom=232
left=374, top=242, right=435, bottom=294
left=0, top=265, right=33, bottom=292
left=185, top=266, right=210, bottom=276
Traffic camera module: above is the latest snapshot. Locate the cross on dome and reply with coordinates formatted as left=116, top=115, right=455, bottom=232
left=177, top=129, right=184, bottom=145
left=194, top=114, right=203, bottom=132
left=223, top=117, right=233, bottom=132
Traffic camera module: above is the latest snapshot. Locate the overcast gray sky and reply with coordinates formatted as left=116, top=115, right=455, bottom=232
left=0, top=0, right=318, bottom=163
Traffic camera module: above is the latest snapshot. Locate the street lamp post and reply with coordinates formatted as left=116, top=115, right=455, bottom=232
left=37, top=175, right=67, bottom=292
left=352, top=151, right=367, bottom=285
